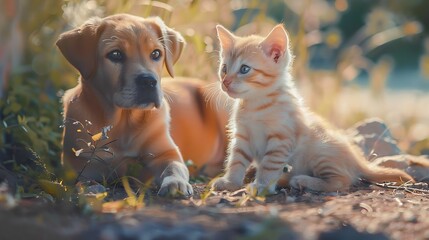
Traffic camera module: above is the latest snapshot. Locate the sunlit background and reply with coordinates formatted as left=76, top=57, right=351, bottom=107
left=1, top=0, right=429, bottom=187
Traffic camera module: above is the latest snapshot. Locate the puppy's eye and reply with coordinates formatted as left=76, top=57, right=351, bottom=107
left=107, top=50, right=125, bottom=63
left=221, top=64, right=227, bottom=75
left=239, top=64, right=251, bottom=74
left=151, top=49, right=162, bottom=61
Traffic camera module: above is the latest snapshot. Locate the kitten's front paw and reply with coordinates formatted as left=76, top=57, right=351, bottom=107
left=212, top=177, right=242, bottom=191
left=289, top=175, right=310, bottom=190
left=158, top=176, right=193, bottom=197
left=247, top=181, right=276, bottom=196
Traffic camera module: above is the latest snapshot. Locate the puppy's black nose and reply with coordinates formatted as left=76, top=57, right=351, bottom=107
left=135, top=73, right=157, bottom=88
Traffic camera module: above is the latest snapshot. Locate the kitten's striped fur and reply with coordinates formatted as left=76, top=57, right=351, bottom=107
left=212, top=24, right=414, bottom=195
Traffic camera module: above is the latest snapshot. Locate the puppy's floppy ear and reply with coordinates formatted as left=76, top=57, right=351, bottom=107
left=56, top=18, right=103, bottom=79
left=158, top=20, right=185, bottom=78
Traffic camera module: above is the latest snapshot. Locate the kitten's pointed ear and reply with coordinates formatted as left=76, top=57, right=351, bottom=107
left=216, top=25, right=235, bottom=51
left=260, top=24, right=289, bottom=63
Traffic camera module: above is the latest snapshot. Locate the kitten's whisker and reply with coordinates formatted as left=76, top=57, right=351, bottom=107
left=163, top=87, right=179, bottom=104
left=366, top=122, right=397, bottom=161
left=202, top=81, right=229, bottom=112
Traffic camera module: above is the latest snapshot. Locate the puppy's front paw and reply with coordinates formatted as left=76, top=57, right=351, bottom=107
left=247, top=181, right=276, bottom=196
left=211, top=177, right=242, bottom=192
left=158, top=176, right=193, bottom=197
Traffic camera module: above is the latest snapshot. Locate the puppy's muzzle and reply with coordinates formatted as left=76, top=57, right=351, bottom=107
left=135, top=73, right=161, bottom=108
left=136, top=73, right=157, bottom=88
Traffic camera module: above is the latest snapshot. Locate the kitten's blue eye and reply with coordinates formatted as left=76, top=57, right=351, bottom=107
left=221, top=64, right=227, bottom=75
left=239, top=64, right=251, bottom=74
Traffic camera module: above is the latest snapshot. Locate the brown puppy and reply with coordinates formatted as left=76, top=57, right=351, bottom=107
left=57, top=14, right=227, bottom=196
left=165, top=77, right=229, bottom=177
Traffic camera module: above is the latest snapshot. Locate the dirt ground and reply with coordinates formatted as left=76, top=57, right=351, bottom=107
left=1, top=181, right=429, bottom=240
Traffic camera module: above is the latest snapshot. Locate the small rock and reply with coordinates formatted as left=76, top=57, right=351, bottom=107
left=402, top=211, right=418, bottom=223
left=394, top=191, right=406, bottom=198
left=219, top=198, right=231, bottom=204
left=86, top=184, right=107, bottom=194
left=347, top=118, right=401, bottom=157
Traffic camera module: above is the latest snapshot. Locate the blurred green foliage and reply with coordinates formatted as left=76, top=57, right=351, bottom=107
left=0, top=1, right=69, bottom=192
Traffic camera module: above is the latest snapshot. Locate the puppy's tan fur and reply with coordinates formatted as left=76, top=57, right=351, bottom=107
left=58, top=14, right=227, bottom=196
left=166, top=77, right=229, bottom=176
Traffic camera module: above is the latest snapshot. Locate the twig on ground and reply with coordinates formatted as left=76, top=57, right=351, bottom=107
left=372, top=182, right=429, bottom=196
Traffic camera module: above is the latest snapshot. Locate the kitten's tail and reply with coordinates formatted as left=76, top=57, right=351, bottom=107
left=360, top=165, right=415, bottom=184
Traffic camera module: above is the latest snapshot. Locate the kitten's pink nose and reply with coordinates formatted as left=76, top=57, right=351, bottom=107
left=223, top=77, right=233, bottom=88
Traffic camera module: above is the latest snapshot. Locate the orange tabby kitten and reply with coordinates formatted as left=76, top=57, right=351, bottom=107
left=211, top=24, right=414, bottom=195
